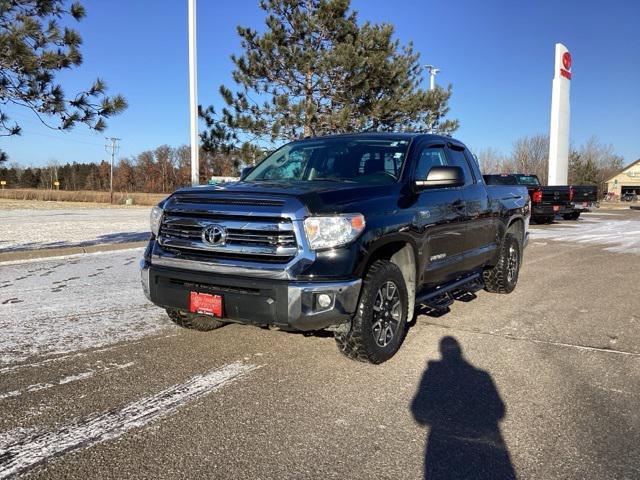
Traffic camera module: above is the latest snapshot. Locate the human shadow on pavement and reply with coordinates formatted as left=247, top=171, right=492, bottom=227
left=411, top=336, right=516, bottom=480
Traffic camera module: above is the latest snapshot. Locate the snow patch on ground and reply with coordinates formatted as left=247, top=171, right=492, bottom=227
left=530, top=216, right=640, bottom=254
left=0, top=361, right=260, bottom=479
left=0, top=208, right=150, bottom=252
left=0, top=361, right=135, bottom=400
left=0, top=249, right=172, bottom=365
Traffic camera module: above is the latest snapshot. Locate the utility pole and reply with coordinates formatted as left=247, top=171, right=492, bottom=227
left=105, top=137, right=121, bottom=204
left=188, top=0, right=199, bottom=186
left=425, top=64, right=440, bottom=91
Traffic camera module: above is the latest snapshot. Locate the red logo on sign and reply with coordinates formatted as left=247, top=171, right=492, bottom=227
left=560, top=51, right=572, bottom=80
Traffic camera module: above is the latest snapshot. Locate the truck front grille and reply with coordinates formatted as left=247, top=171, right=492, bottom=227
left=158, top=214, right=298, bottom=263
left=173, top=195, right=285, bottom=208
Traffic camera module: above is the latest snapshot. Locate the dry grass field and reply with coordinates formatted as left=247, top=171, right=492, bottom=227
left=0, top=189, right=167, bottom=206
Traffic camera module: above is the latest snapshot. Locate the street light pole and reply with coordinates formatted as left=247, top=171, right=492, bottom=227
left=425, top=64, right=440, bottom=91
left=425, top=65, right=441, bottom=134
left=188, top=0, right=199, bottom=186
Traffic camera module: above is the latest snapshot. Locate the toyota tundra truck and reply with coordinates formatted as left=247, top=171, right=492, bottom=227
left=141, top=133, right=530, bottom=363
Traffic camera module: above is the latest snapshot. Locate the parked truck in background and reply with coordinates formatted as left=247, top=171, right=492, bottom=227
left=566, top=185, right=598, bottom=219
left=141, top=133, right=530, bottom=364
left=483, top=174, right=573, bottom=223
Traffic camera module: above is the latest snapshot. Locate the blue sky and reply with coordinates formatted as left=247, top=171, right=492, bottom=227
left=2, top=0, right=639, bottom=167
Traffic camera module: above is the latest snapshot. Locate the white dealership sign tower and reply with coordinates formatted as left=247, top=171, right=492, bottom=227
left=547, top=43, right=572, bottom=185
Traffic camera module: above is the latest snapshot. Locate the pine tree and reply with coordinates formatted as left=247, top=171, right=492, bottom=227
left=20, top=167, right=39, bottom=188
left=201, top=0, right=457, bottom=149
left=0, top=1, right=127, bottom=141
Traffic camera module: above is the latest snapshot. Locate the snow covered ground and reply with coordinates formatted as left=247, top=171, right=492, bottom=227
left=0, top=207, right=150, bottom=252
left=530, top=212, right=640, bottom=254
left=0, top=249, right=172, bottom=365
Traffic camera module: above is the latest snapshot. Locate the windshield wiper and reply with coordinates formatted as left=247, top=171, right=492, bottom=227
left=312, top=176, right=356, bottom=183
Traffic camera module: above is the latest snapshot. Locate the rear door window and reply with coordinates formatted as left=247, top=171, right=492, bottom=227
left=446, top=147, right=474, bottom=185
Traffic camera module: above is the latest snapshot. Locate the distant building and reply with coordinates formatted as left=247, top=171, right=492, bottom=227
left=606, top=159, right=640, bottom=196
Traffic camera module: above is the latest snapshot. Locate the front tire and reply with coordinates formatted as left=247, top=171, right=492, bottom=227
left=334, top=260, right=408, bottom=364
left=166, top=309, right=226, bottom=331
left=483, top=233, right=521, bottom=294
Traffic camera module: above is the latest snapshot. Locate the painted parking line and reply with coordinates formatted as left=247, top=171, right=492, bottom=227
left=0, top=361, right=261, bottom=479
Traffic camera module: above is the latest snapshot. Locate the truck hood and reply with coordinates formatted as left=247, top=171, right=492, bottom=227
left=174, top=180, right=399, bottom=214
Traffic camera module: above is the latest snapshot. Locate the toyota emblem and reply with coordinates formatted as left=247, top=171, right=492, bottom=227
left=202, top=224, right=227, bottom=246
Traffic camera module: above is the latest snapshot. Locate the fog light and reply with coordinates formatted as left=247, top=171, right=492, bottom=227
left=317, top=293, right=333, bottom=309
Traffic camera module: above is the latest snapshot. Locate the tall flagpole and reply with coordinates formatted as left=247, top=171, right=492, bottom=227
left=188, top=0, right=199, bottom=186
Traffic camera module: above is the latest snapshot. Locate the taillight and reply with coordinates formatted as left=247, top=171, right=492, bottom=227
left=569, top=186, right=574, bottom=201
left=532, top=189, right=542, bottom=203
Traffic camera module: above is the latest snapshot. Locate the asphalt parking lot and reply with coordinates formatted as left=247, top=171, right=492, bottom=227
left=1, top=209, right=639, bottom=479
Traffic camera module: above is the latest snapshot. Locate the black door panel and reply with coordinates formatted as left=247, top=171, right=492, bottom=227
left=411, top=144, right=468, bottom=287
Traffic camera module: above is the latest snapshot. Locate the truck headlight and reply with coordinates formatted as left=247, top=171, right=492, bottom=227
left=303, top=214, right=365, bottom=250
left=150, top=206, right=163, bottom=236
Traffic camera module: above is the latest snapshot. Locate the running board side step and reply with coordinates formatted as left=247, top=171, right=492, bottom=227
left=416, top=272, right=484, bottom=311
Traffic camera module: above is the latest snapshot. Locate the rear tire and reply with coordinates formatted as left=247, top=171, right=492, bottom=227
left=563, top=211, right=580, bottom=220
left=483, top=233, right=521, bottom=294
left=545, top=215, right=555, bottom=224
left=166, top=309, right=226, bottom=331
left=334, top=260, right=408, bottom=364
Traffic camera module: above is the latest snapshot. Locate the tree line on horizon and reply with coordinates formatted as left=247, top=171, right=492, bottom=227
left=0, top=144, right=255, bottom=193
left=0, top=134, right=628, bottom=195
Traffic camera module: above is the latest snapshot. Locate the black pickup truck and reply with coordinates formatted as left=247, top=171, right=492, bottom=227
left=567, top=185, right=598, bottom=219
left=483, top=174, right=573, bottom=223
left=141, top=133, right=530, bottom=363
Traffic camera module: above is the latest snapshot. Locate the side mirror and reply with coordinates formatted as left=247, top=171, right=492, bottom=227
left=415, top=166, right=465, bottom=189
left=240, top=166, right=254, bottom=180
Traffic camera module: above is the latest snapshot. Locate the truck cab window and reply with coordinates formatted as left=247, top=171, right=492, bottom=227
left=415, top=147, right=447, bottom=180
left=446, top=147, right=474, bottom=185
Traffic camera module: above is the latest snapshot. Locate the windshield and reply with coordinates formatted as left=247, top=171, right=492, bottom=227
left=515, top=175, right=541, bottom=186
left=484, top=174, right=540, bottom=186
left=244, top=137, right=410, bottom=185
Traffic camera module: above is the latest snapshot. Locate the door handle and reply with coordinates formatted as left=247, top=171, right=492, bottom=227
left=452, top=200, right=466, bottom=211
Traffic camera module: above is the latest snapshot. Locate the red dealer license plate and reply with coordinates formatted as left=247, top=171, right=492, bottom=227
left=553, top=205, right=560, bottom=212
left=189, top=292, right=223, bottom=317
